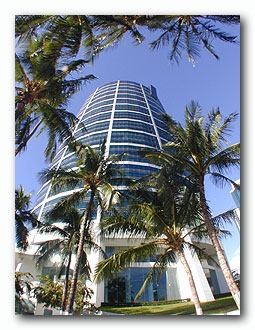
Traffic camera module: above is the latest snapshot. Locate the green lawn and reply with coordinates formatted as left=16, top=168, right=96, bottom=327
left=100, top=296, right=237, bottom=315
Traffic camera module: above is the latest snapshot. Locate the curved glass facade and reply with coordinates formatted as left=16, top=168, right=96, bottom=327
left=33, top=80, right=171, bottom=221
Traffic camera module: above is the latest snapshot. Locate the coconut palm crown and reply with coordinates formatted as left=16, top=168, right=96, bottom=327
left=15, top=185, right=37, bottom=251
left=15, top=36, right=96, bottom=161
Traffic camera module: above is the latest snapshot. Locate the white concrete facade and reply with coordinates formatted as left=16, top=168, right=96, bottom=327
left=15, top=233, right=229, bottom=315
left=230, top=179, right=240, bottom=231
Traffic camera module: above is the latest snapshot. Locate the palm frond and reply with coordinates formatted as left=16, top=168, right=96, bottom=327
left=205, top=143, right=240, bottom=174
left=35, top=239, right=64, bottom=267
left=100, top=207, right=148, bottom=238
left=212, top=209, right=238, bottom=229
left=135, top=249, right=176, bottom=300
left=94, top=240, right=163, bottom=283
left=184, top=241, right=220, bottom=268
left=37, top=221, right=70, bottom=238
left=44, top=190, right=88, bottom=220
left=15, top=217, right=30, bottom=250
left=39, top=166, right=82, bottom=190
left=149, top=15, right=239, bottom=63
left=206, top=111, right=239, bottom=151
left=15, top=185, right=37, bottom=250
left=209, top=172, right=240, bottom=189
left=97, top=183, right=120, bottom=211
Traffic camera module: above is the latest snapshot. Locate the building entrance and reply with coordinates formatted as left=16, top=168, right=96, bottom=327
left=104, top=267, right=167, bottom=304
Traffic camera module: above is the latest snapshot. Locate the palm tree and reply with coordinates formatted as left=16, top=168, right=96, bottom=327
left=92, top=15, right=239, bottom=64
left=15, top=271, right=34, bottom=313
left=15, top=15, right=97, bottom=62
left=15, top=15, right=239, bottom=66
left=39, top=141, right=123, bottom=314
left=146, top=15, right=239, bottom=64
left=140, top=102, right=240, bottom=308
left=15, top=39, right=96, bottom=161
left=35, top=207, right=105, bottom=312
left=35, top=208, right=84, bottom=312
left=95, top=167, right=231, bottom=315
left=15, top=185, right=37, bottom=251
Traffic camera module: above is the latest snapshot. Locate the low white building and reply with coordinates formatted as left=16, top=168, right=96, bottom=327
left=15, top=227, right=230, bottom=315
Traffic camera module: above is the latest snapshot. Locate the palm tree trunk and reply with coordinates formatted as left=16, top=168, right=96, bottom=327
left=15, top=101, right=26, bottom=121
left=176, top=247, right=203, bottom=315
left=15, top=119, right=42, bottom=156
left=61, top=251, right=72, bottom=312
left=198, top=175, right=240, bottom=309
left=66, top=189, right=95, bottom=314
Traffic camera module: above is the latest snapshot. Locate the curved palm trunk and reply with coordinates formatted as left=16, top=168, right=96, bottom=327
left=176, top=248, right=203, bottom=315
left=61, top=251, right=72, bottom=312
left=198, top=175, right=240, bottom=309
left=66, top=190, right=95, bottom=314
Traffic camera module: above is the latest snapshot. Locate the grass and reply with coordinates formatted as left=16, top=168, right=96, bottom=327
left=99, top=296, right=237, bottom=315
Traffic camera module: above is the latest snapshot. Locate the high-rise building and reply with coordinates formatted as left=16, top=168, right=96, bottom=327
left=32, top=80, right=170, bottom=222
left=22, top=81, right=229, bottom=311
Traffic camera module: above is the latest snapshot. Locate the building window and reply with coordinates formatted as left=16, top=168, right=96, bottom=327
left=116, top=98, right=147, bottom=108
left=104, top=267, right=167, bottom=303
left=44, top=309, right=53, bottom=315
left=112, top=120, right=154, bottom=134
left=115, top=104, right=149, bottom=114
left=114, top=111, right=152, bottom=123
left=110, top=131, right=159, bottom=148
left=203, top=268, right=220, bottom=295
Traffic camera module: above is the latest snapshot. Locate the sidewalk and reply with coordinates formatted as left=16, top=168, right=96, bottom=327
left=224, top=310, right=240, bottom=315
left=211, top=310, right=240, bottom=315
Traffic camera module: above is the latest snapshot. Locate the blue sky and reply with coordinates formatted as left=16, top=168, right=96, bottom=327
left=15, top=21, right=240, bottom=269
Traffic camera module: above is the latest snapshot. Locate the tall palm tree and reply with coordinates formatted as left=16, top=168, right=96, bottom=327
left=95, top=167, right=231, bottom=315
left=15, top=38, right=96, bottom=161
left=140, top=102, right=240, bottom=308
left=39, top=141, right=123, bottom=314
left=35, top=207, right=105, bottom=312
left=15, top=185, right=37, bottom=250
